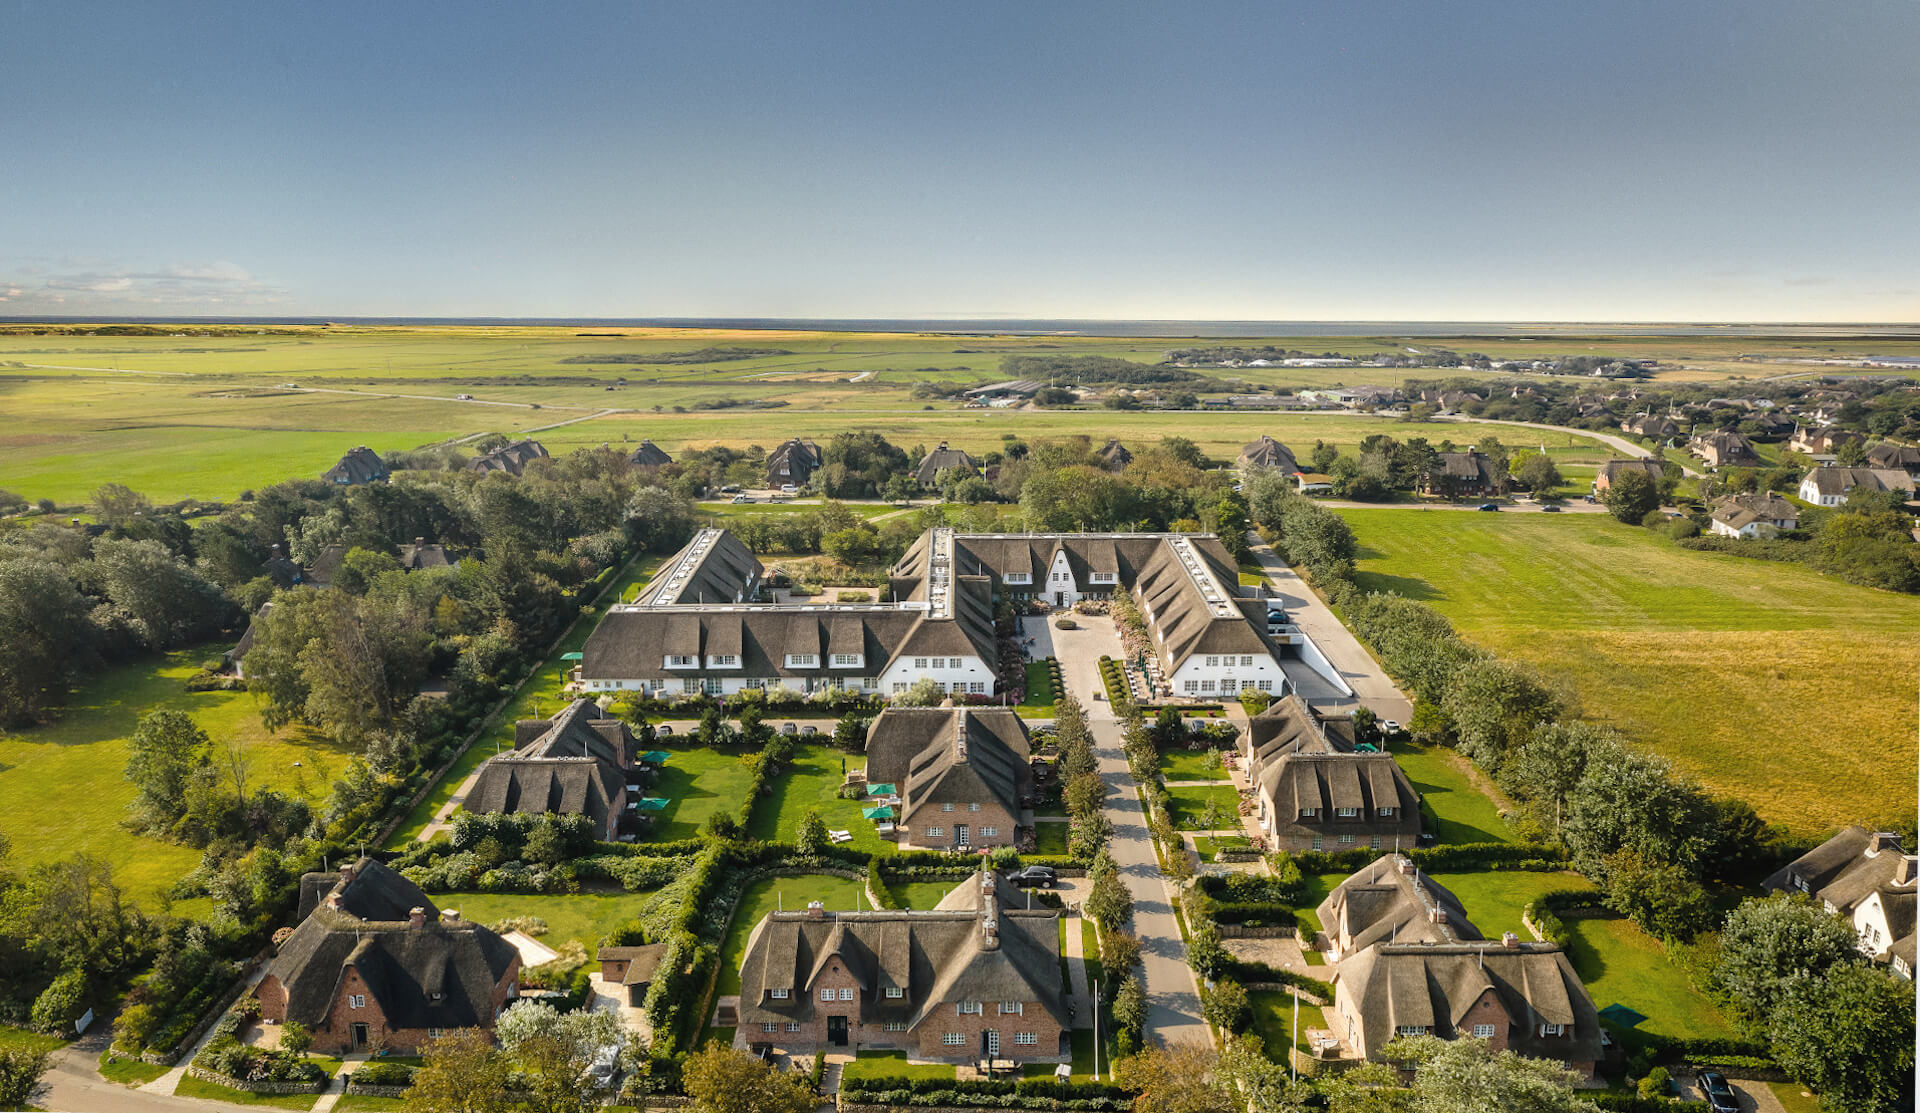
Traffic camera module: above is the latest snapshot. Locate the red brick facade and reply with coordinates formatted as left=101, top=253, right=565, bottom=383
left=904, top=800, right=1018, bottom=851
left=259, top=958, right=520, bottom=1055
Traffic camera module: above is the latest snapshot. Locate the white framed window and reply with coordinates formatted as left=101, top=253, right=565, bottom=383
left=708, top=654, right=738, bottom=667
left=762, top=1022, right=778, bottom=1033
left=769, top=988, right=789, bottom=1000
left=349, top=994, right=366, bottom=1009
left=885, top=1021, right=908, bottom=1031
left=746, top=677, right=767, bottom=689
left=893, top=682, right=907, bottom=693
left=943, top=803, right=955, bottom=812
left=786, top=1021, right=801, bottom=1033
left=1377, top=807, right=1395, bottom=817
left=1300, top=808, right=1318, bottom=818
left=1397, top=1025, right=1428, bottom=1036
left=821, top=988, right=835, bottom=1002
left=914, top=657, right=929, bottom=669
left=839, top=988, right=855, bottom=1001
left=943, top=1033, right=966, bottom=1046
left=1014, top=1032, right=1038, bottom=1045
left=999, top=1002, right=1022, bottom=1015
left=1240, top=679, right=1257, bottom=690
left=1339, top=833, right=1356, bottom=844
left=1258, top=679, right=1274, bottom=691
left=968, top=803, right=980, bottom=812
left=1540, top=1023, right=1564, bottom=1036
left=832, top=653, right=861, bottom=667
left=1472, top=1023, right=1496, bottom=1037
left=1336, top=807, right=1359, bottom=818
left=788, top=653, right=817, bottom=668
left=1241, top=656, right=1254, bottom=666
left=1200, top=680, right=1215, bottom=692
left=969, top=681, right=985, bottom=694
left=666, top=654, right=696, bottom=668
left=1004, top=573, right=1031, bottom=584
left=885, top=987, right=904, bottom=999
left=957, top=1001, right=981, bottom=1015
left=981, top=827, right=998, bottom=837
left=1311, top=836, right=1323, bottom=850
left=927, top=827, right=944, bottom=837
left=682, top=678, right=702, bottom=693
left=1183, top=680, right=1199, bottom=694
left=1371, top=835, right=1381, bottom=849
left=1204, top=656, right=1219, bottom=667
left=948, top=658, right=961, bottom=668
left=427, top=1028, right=443, bottom=1039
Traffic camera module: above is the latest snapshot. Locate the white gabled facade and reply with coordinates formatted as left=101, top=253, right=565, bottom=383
left=1166, top=651, right=1287, bottom=699
left=878, top=653, right=997, bottom=698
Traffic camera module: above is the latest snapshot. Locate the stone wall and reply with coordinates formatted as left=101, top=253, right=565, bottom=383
left=186, top=1065, right=327, bottom=1095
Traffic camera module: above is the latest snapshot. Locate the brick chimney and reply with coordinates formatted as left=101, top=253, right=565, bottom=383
left=339, top=863, right=357, bottom=885
left=409, top=907, right=427, bottom=928
left=440, top=908, right=462, bottom=923
left=326, top=893, right=343, bottom=912
left=1896, top=857, right=1918, bottom=887
left=980, top=914, right=999, bottom=951
left=1501, top=932, right=1520, bottom=949
left=1428, top=907, right=1446, bottom=925
left=806, top=901, right=826, bottom=919
left=1867, top=832, right=1901, bottom=857
left=1397, top=856, right=1416, bottom=876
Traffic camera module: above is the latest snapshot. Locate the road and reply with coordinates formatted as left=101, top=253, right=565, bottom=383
left=39, top=1029, right=268, bottom=1113
left=1245, top=533, right=1414, bottom=725
left=1432, top=413, right=1703, bottom=478
left=1050, top=621, right=1210, bottom=1050
left=1312, top=498, right=1606, bottom=514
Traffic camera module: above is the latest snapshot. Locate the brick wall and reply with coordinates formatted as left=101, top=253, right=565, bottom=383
left=910, top=1001, right=1062, bottom=1062
left=256, top=975, right=288, bottom=1022
left=1457, top=990, right=1509, bottom=1053
left=906, top=801, right=1019, bottom=850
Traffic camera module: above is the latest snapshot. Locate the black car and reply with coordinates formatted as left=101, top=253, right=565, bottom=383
left=1476, top=502, right=1499, bottom=511
left=1698, top=1071, right=1739, bottom=1113
left=1540, top=504, right=1562, bottom=512
left=1008, top=866, right=1057, bottom=889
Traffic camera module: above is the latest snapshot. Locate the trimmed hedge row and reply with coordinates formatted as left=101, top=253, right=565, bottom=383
left=1289, top=841, right=1567, bottom=876
left=1521, top=888, right=1606, bottom=949
left=1222, top=960, right=1333, bottom=1002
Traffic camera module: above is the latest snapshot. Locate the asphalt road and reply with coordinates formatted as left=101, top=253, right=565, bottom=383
left=1245, top=533, right=1415, bottom=725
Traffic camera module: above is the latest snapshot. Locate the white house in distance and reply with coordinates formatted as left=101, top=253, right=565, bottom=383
left=1708, top=493, right=1799, bottom=539
left=1764, top=826, right=1918, bottom=980
left=578, top=528, right=1288, bottom=703
left=1797, top=466, right=1915, bottom=507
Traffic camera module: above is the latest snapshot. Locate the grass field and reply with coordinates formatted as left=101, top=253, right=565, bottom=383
left=1341, top=510, right=1920, bottom=833
left=637, top=744, right=759, bottom=842
left=1033, top=821, right=1069, bottom=855
left=1391, top=741, right=1517, bottom=845
left=97, top=1050, right=170, bottom=1086
left=889, top=880, right=959, bottom=910
left=747, top=744, right=892, bottom=854
left=1155, top=748, right=1230, bottom=783
left=1424, top=870, right=1593, bottom=939
left=331, top=1097, right=408, bottom=1113
left=1564, top=912, right=1738, bottom=1046
left=174, top=1073, right=322, bottom=1109
left=0, top=645, right=358, bottom=903
left=1248, top=989, right=1329, bottom=1065
left=714, top=874, right=869, bottom=996
left=420, top=888, right=665, bottom=952
left=1163, top=783, right=1243, bottom=831
left=842, top=1049, right=957, bottom=1083
left=0, top=1026, right=66, bottom=1054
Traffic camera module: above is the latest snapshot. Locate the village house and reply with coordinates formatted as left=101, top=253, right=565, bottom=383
left=1790, top=424, right=1866, bottom=456
left=1295, top=472, right=1334, bottom=495
left=734, top=871, right=1067, bottom=1062
left=468, top=438, right=550, bottom=477
left=962, top=379, right=1043, bottom=405
left=1315, top=854, right=1480, bottom=962
left=1420, top=450, right=1503, bottom=498
left=767, top=438, right=823, bottom=489
left=1095, top=439, right=1132, bottom=472
left=863, top=707, right=1032, bottom=850
left=1592, top=458, right=1665, bottom=494
left=1689, top=431, right=1762, bottom=469
left=322, top=446, right=389, bottom=485
left=913, top=442, right=981, bottom=488
left=1240, top=696, right=1421, bottom=853
left=1797, top=466, right=1915, bottom=507
left=1329, top=939, right=1604, bottom=1079
left=1237, top=435, right=1301, bottom=474
left=596, top=943, right=669, bottom=1006
left=1708, top=493, right=1800, bottom=539
left=1865, top=442, right=1920, bottom=483
left=1620, top=414, right=1682, bottom=440
left=1764, top=827, right=1918, bottom=978
left=1749, top=411, right=1796, bottom=439
left=465, top=698, right=637, bottom=840
left=628, top=439, right=674, bottom=468
left=1420, top=390, right=1483, bottom=414
left=258, top=860, right=521, bottom=1053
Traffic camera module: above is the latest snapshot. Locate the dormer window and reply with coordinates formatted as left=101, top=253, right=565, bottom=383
left=885, top=987, right=903, bottom=999
left=1540, top=1023, right=1565, bottom=1037
left=957, top=1001, right=981, bottom=1015
left=1377, top=807, right=1396, bottom=818
left=1336, top=807, right=1359, bottom=818
left=999, top=1001, right=1023, bottom=1015
left=788, top=654, right=818, bottom=668
left=1300, top=808, right=1318, bottom=819
left=708, top=654, right=739, bottom=667
left=768, top=988, right=789, bottom=1000
left=665, top=654, right=697, bottom=668
left=832, top=653, right=861, bottom=667
left=1004, top=572, right=1031, bottom=584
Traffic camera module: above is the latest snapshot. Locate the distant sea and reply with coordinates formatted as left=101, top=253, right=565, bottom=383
left=3, top=315, right=1918, bottom=339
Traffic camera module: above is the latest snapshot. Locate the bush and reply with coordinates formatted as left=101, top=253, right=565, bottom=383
left=30, top=968, right=87, bottom=1033
left=352, top=1060, right=416, bottom=1086
left=1637, top=1066, right=1671, bottom=1099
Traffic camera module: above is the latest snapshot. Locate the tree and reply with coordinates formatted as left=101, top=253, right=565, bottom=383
left=1562, top=749, right=1712, bottom=879
left=91, top=537, right=234, bottom=649
left=1201, top=978, right=1251, bottom=1033
left=1382, top=1034, right=1599, bottom=1113
left=124, top=710, right=212, bottom=832
left=1112, top=1042, right=1239, bottom=1113
left=1511, top=451, right=1563, bottom=496
left=1110, top=974, right=1148, bottom=1058
left=1715, top=893, right=1865, bottom=1027
left=1598, top=850, right=1715, bottom=941
left=1769, top=962, right=1914, bottom=1113
left=624, top=487, right=697, bottom=553
left=495, top=1001, right=624, bottom=1113
left=1086, top=850, right=1133, bottom=930
left=1440, top=658, right=1562, bottom=774
left=795, top=808, right=828, bottom=856
left=892, top=676, right=945, bottom=707
left=681, top=1043, right=817, bottom=1113
left=0, top=557, right=97, bottom=724
left=406, top=1028, right=513, bottom=1113
left=278, top=1020, right=312, bottom=1057
left=92, top=482, right=153, bottom=529
left=0, top=1048, right=49, bottom=1111
left=1601, top=468, right=1659, bottom=524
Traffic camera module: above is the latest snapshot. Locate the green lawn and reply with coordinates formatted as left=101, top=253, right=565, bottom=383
left=1192, top=834, right=1253, bottom=860
left=1032, top=821, right=1069, bottom=855
left=639, top=743, right=759, bottom=842
left=97, top=1050, right=169, bottom=1086
left=1155, top=747, right=1231, bottom=783
left=1163, top=783, right=1243, bottom=831
left=0, top=645, right=357, bottom=903
left=747, top=744, right=893, bottom=855
left=1767, top=1082, right=1823, bottom=1113
left=1015, top=660, right=1056, bottom=717
left=1390, top=741, right=1517, bottom=845
left=0, top=1027, right=66, bottom=1054
left=714, top=875, right=870, bottom=997
left=1249, top=989, right=1330, bottom=1065
left=421, top=888, right=667, bottom=953
left=1294, top=873, right=1341, bottom=936
left=1425, top=870, right=1593, bottom=939
left=174, top=1074, right=322, bottom=1109
left=841, top=1049, right=957, bottom=1083
left=1340, top=509, right=1920, bottom=834
left=1081, top=919, right=1103, bottom=996
left=1563, top=912, right=1738, bottom=1047
left=332, top=1097, right=409, bottom=1113
left=889, top=880, right=960, bottom=910
left=384, top=554, right=661, bottom=847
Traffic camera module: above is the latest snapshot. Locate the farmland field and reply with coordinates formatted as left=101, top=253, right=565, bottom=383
left=1340, top=510, right=1920, bottom=833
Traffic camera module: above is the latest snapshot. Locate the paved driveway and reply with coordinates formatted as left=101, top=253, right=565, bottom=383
left=1245, top=534, right=1414, bottom=724
left=1050, top=620, right=1210, bottom=1048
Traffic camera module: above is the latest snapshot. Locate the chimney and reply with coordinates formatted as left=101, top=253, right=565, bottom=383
left=326, top=893, right=343, bottom=912
left=440, top=908, right=462, bottom=923
left=414, top=536, right=426, bottom=547
left=806, top=900, right=826, bottom=919
left=1502, top=932, right=1520, bottom=949
left=1397, top=856, right=1415, bottom=876
left=1428, top=907, right=1446, bottom=925
left=1867, top=832, right=1901, bottom=857
left=339, top=863, right=357, bottom=885
left=981, top=915, right=999, bottom=951
left=409, top=907, right=427, bottom=928
left=1896, top=857, right=1918, bottom=887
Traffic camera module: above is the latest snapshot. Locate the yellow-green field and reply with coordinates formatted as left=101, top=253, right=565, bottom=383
left=1339, top=509, right=1920, bottom=834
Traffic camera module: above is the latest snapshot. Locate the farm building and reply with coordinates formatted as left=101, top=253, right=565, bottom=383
left=628, top=439, right=673, bottom=468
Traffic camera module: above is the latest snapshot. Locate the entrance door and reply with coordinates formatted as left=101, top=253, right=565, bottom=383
left=827, top=1016, right=849, bottom=1046
left=1053, top=591, right=1064, bottom=606
left=983, top=1030, right=999, bottom=1059
left=956, top=824, right=969, bottom=848
left=350, top=1023, right=369, bottom=1050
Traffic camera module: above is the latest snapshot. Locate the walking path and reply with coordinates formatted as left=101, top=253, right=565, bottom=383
left=1061, top=914, right=1094, bottom=1027
left=1244, top=534, right=1413, bottom=725
left=138, top=965, right=270, bottom=1096
left=1051, top=621, right=1209, bottom=1047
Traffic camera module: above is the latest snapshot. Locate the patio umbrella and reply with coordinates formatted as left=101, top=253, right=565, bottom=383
left=861, top=805, right=895, bottom=820
left=560, top=652, right=583, bottom=661
left=634, top=797, right=671, bottom=812
left=865, top=783, right=898, bottom=797
left=639, top=750, right=672, bottom=765
left=1597, top=1003, right=1648, bottom=1028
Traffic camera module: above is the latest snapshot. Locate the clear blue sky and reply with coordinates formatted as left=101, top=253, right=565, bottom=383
left=2, top=0, right=1915, bottom=321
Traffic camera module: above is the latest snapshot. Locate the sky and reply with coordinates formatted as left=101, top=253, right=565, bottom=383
left=1, top=0, right=1916, bottom=322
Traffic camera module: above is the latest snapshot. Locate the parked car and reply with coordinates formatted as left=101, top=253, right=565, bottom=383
left=1008, top=866, right=1058, bottom=889
left=656, top=724, right=674, bottom=736
left=1698, top=1071, right=1739, bottom=1113
left=1476, top=502, right=1499, bottom=511
left=1380, top=720, right=1402, bottom=735
left=730, top=494, right=754, bottom=503
left=780, top=483, right=799, bottom=495
left=800, top=724, right=818, bottom=735
left=780, top=722, right=798, bottom=736
left=720, top=484, right=742, bottom=493
left=1540, top=504, right=1562, bottom=512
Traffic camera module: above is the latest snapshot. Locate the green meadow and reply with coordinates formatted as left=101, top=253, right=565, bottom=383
left=1340, top=509, right=1920, bottom=833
